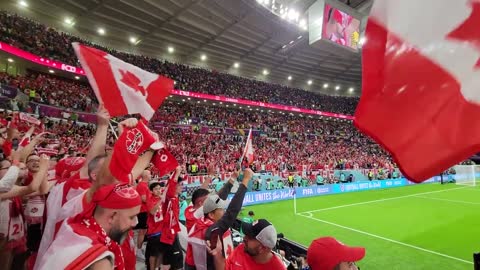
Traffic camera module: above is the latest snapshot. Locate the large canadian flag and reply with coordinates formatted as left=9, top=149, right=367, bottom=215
left=355, top=0, right=480, bottom=182
left=72, top=43, right=173, bottom=121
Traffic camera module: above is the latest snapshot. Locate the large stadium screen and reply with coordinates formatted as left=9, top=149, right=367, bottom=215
left=322, top=4, right=361, bottom=50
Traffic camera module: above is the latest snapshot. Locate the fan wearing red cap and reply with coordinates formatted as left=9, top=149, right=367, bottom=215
left=35, top=183, right=142, bottom=270
left=307, top=237, right=366, bottom=270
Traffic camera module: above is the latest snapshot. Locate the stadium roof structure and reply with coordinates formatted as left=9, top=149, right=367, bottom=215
left=1, top=0, right=373, bottom=96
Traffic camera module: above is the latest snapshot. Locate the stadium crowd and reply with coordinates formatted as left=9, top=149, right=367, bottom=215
left=0, top=71, right=95, bottom=112
left=0, top=11, right=358, bottom=115
left=0, top=70, right=393, bottom=175
left=0, top=106, right=367, bottom=270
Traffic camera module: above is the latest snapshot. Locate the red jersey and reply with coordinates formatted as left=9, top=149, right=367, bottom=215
left=146, top=195, right=163, bottom=235
left=226, top=243, right=286, bottom=270
left=184, top=205, right=198, bottom=232
left=159, top=176, right=180, bottom=245
left=121, top=231, right=136, bottom=270
left=136, top=182, right=150, bottom=213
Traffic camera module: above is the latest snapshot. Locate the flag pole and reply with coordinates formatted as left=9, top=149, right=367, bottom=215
left=109, top=121, right=118, bottom=140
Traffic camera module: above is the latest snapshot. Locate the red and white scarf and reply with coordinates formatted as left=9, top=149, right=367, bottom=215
left=82, top=217, right=125, bottom=270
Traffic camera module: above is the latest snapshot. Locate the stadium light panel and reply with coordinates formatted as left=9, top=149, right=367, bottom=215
left=233, top=62, right=240, bottom=68
left=19, top=1, right=28, bottom=7
left=48, top=70, right=54, bottom=73
left=299, top=19, right=306, bottom=27
left=262, top=69, right=269, bottom=75
left=335, top=85, right=341, bottom=90
left=349, top=87, right=355, bottom=92
left=129, top=37, right=137, bottom=44
left=187, top=98, right=191, bottom=100
left=200, top=54, right=207, bottom=61
left=74, top=76, right=80, bottom=80
left=173, top=81, right=177, bottom=85
left=7, top=58, right=14, bottom=63
left=182, top=99, right=185, bottom=102
left=167, top=46, right=175, bottom=53
left=323, top=83, right=329, bottom=89
left=307, top=80, right=313, bottom=85
left=287, top=75, right=292, bottom=81
left=203, top=99, right=207, bottom=102
left=287, top=9, right=299, bottom=21
left=281, top=45, right=287, bottom=49
left=289, top=40, right=294, bottom=44
left=97, top=28, right=105, bottom=35
left=64, top=18, right=74, bottom=26
left=297, top=36, right=302, bottom=40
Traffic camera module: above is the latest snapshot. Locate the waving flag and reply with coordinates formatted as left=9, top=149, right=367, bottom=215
left=241, top=128, right=254, bottom=165
left=355, top=0, right=480, bottom=182
left=152, top=148, right=178, bottom=177
left=72, top=43, right=173, bottom=121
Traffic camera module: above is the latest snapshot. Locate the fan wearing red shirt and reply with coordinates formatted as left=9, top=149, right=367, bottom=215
left=209, top=219, right=286, bottom=270
left=184, top=167, right=237, bottom=233
left=134, top=170, right=151, bottom=249
left=145, top=181, right=166, bottom=270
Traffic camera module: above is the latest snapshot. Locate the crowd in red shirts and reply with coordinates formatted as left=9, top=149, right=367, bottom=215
left=0, top=69, right=393, bottom=174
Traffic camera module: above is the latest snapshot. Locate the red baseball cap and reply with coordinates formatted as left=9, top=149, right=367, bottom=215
left=307, top=237, right=366, bottom=270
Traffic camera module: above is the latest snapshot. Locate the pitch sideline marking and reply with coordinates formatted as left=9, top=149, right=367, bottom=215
left=297, top=213, right=473, bottom=265
left=414, top=195, right=480, bottom=206
left=299, top=186, right=468, bottom=214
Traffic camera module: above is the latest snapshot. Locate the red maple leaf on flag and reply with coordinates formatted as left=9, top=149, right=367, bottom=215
left=447, top=1, right=480, bottom=69
left=226, top=244, right=233, bottom=257
left=119, top=69, right=146, bottom=95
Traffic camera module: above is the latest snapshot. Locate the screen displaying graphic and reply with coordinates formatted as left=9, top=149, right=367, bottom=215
left=322, top=4, right=361, bottom=50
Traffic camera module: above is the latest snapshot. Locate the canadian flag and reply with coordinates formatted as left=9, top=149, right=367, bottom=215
left=72, top=43, right=173, bottom=121
left=355, top=0, right=480, bottom=182
left=241, top=128, right=254, bottom=164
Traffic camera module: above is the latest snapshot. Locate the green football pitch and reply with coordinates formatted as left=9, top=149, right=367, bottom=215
left=242, top=183, right=480, bottom=270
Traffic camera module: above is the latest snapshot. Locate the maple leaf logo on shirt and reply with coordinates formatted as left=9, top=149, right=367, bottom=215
left=447, top=1, right=480, bottom=69
left=119, top=69, right=147, bottom=96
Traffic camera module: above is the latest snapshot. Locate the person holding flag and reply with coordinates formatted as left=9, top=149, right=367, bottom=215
left=35, top=42, right=175, bottom=269
left=185, top=168, right=254, bottom=270
left=145, top=165, right=183, bottom=270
